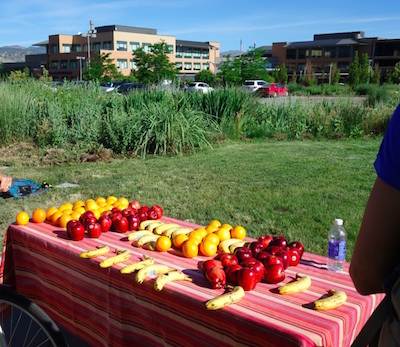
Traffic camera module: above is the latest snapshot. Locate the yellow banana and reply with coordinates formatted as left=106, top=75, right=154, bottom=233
left=99, top=250, right=130, bottom=268
left=218, top=238, right=245, bottom=253
left=161, top=227, right=182, bottom=238
left=139, top=220, right=162, bottom=231
left=154, top=223, right=181, bottom=235
left=135, top=264, right=172, bottom=284
left=136, top=234, right=161, bottom=247
left=79, top=246, right=110, bottom=259
left=142, top=241, right=157, bottom=251
left=171, top=228, right=194, bottom=239
left=313, top=289, right=347, bottom=310
left=153, top=271, right=193, bottom=291
left=206, top=286, right=245, bottom=310
left=278, top=273, right=312, bottom=294
left=127, top=230, right=154, bottom=241
left=120, top=257, right=154, bottom=274
left=146, top=221, right=164, bottom=232
left=229, top=241, right=247, bottom=254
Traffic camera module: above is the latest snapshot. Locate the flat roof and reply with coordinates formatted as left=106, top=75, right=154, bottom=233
left=176, top=39, right=213, bottom=49
left=284, top=38, right=364, bottom=49
left=95, top=25, right=157, bottom=35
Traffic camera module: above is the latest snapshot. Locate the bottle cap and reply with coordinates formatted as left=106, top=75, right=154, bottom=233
left=334, top=218, right=343, bottom=226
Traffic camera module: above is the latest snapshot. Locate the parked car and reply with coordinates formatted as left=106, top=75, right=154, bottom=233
left=116, top=82, right=145, bottom=95
left=101, top=81, right=125, bottom=93
left=186, top=82, right=213, bottom=93
left=242, top=80, right=268, bottom=93
left=258, top=83, right=289, bottom=97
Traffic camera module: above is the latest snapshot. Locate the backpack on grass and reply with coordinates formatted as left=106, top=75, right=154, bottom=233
left=0, top=179, right=51, bottom=199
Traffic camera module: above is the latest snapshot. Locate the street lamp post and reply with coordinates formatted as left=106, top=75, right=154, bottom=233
left=81, top=20, right=97, bottom=69
left=329, top=63, right=334, bottom=85
left=77, top=56, right=85, bottom=81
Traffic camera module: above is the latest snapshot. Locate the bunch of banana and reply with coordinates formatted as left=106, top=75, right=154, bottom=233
left=127, top=230, right=154, bottom=242
left=153, top=223, right=181, bottom=235
left=99, top=249, right=130, bottom=268
left=313, top=289, right=347, bottom=310
left=218, top=238, right=246, bottom=254
left=135, top=234, right=161, bottom=248
left=171, top=228, right=194, bottom=239
left=278, top=273, right=312, bottom=294
left=79, top=245, right=110, bottom=259
left=205, top=286, right=245, bottom=310
left=120, top=257, right=154, bottom=274
left=139, top=220, right=163, bottom=231
left=135, top=264, right=172, bottom=284
left=153, top=271, right=193, bottom=291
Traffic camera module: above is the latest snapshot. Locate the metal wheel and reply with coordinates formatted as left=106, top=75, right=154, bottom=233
left=0, top=287, right=68, bottom=347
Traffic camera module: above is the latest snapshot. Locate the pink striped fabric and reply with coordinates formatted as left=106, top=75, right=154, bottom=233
left=0, top=217, right=384, bottom=347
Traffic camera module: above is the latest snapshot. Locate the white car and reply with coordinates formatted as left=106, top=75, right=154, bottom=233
left=186, top=82, right=213, bottom=93
left=242, top=80, right=268, bottom=93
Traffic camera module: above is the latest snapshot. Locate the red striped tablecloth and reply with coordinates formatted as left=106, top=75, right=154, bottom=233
left=0, top=217, right=384, bottom=347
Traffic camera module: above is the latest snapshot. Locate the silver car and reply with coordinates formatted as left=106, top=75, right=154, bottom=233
left=242, top=80, right=268, bottom=93
left=186, top=82, right=213, bottom=93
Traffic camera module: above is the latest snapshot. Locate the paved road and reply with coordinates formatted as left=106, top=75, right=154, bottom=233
left=259, top=95, right=367, bottom=105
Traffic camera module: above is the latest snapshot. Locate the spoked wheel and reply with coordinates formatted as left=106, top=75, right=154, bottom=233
left=0, top=287, right=68, bottom=347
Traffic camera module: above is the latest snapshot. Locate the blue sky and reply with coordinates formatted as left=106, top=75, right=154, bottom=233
left=1, top=0, right=400, bottom=52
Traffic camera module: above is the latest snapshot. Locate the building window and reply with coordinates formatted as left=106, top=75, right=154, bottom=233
left=324, top=47, right=336, bottom=58
left=103, top=41, right=113, bottom=50
left=70, top=60, right=78, bottom=69
left=201, top=50, right=209, bottom=59
left=71, top=44, right=82, bottom=53
left=51, top=61, right=59, bottom=69
left=184, top=48, right=192, bottom=58
left=176, top=62, right=182, bottom=70
left=60, top=60, right=68, bottom=69
left=184, top=62, right=192, bottom=70
left=338, top=61, right=349, bottom=70
left=117, top=41, right=127, bottom=51
left=62, top=44, right=71, bottom=53
left=93, top=42, right=101, bottom=51
left=130, top=42, right=140, bottom=51
left=167, top=45, right=174, bottom=54
left=176, top=46, right=183, bottom=58
left=143, top=43, right=151, bottom=53
left=286, top=49, right=296, bottom=59
left=130, top=60, right=137, bottom=70
left=193, top=49, right=201, bottom=59
left=202, top=63, right=210, bottom=70
left=117, top=59, right=128, bottom=69
left=194, top=63, right=201, bottom=70
left=298, top=49, right=307, bottom=59
left=51, top=44, right=58, bottom=53
left=338, top=46, right=351, bottom=58
left=311, top=49, right=322, bottom=59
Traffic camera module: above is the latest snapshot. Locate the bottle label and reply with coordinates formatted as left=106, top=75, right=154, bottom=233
left=328, top=240, right=346, bottom=261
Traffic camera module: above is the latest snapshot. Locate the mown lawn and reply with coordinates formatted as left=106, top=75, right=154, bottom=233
left=0, top=138, right=381, bottom=260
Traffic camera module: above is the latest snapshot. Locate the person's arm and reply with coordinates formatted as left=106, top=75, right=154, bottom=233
left=0, top=173, right=12, bottom=192
left=349, top=177, right=400, bottom=295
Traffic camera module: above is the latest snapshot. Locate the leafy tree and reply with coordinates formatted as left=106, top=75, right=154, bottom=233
left=195, top=70, right=216, bottom=86
left=39, top=67, right=53, bottom=82
left=347, top=51, right=360, bottom=87
left=391, top=61, right=400, bottom=84
left=7, top=70, right=29, bottom=82
left=84, top=52, right=121, bottom=82
left=217, top=55, right=243, bottom=85
left=359, top=53, right=371, bottom=84
left=132, top=41, right=177, bottom=85
left=370, top=63, right=381, bottom=84
left=277, top=63, right=288, bottom=84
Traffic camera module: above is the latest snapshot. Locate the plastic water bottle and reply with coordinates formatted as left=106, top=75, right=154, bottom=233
left=327, top=218, right=347, bottom=271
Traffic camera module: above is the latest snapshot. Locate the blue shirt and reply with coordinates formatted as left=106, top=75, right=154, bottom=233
left=374, top=104, right=400, bottom=191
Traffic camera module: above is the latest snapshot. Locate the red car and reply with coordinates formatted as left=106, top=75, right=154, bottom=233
left=257, top=83, right=289, bottom=97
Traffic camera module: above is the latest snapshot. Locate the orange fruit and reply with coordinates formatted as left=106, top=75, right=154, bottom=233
left=58, top=203, right=73, bottom=212
left=231, top=225, right=246, bottom=240
left=115, top=197, right=129, bottom=209
left=216, top=227, right=231, bottom=242
left=69, top=210, right=82, bottom=221
left=58, top=214, right=72, bottom=229
left=205, top=224, right=219, bottom=234
left=208, top=219, right=221, bottom=228
left=16, top=211, right=29, bottom=225
left=155, top=236, right=172, bottom=252
left=73, top=200, right=85, bottom=210
left=200, top=240, right=218, bottom=257
left=106, top=196, right=118, bottom=205
left=172, top=234, right=189, bottom=249
left=51, top=211, right=64, bottom=226
left=188, top=230, right=204, bottom=244
left=220, top=223, right=233, bottom=231
left=204, top=232, right=220, bottom=245
left=85, top=200, right=99, bottom=211
left=182, top=239, right=199, bottom=258
left=96, top=197, right=107, bottom=205
left=32, top=208, right=47, bottom=223
left=46, top=207, right=58, bottom=221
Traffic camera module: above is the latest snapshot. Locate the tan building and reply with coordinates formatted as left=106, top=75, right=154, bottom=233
left=40, top=23, right=220, bottom=81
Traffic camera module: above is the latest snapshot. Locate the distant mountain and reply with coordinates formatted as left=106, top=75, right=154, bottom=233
left=0, top=46, right=46, bottom=63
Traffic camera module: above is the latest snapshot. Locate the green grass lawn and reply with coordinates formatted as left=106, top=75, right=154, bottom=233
left=0, top=138, right=382, bottom=260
